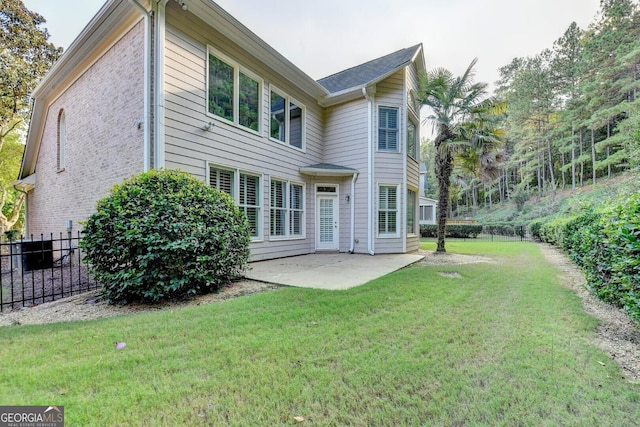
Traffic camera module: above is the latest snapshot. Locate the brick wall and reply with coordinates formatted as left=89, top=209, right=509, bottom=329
left=27, top=23, right=146, bottom=236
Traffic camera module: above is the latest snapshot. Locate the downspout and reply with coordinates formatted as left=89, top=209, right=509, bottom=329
left=363, top=86, right=376, bottom=255
left=154, top=1, right=167, bottom=169
left=348, top=172, right=359, bottom=253
left=128, top=0, right=152, bottom=172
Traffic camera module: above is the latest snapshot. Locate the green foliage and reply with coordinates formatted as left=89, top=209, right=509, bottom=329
left=420, top=224, right=482, bottom=238
left=81, top=170, right=251, bottom=304
left=538, top=193, right=640, bottom=322
left=527, top=218, right=544, bottom=240
left=510, top=186, right=529, bottom=212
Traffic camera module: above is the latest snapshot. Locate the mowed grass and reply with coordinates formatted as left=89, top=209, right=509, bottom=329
left=1, top=242, right=639, bottom=426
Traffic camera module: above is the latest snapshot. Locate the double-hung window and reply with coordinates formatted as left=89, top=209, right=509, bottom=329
left=270, top=179, right=305, bottom=238
left=407, top=119, right=418, bottom=159
left=207, top=47, right=261, bottom=132
left=407, top=189, right=416, bottom=234
left=209, top=165, right=262, bottom=239
left=270, top=87, right=305, bottom=150
left=378, top=185, right=399, bottom=236
left=378, top=106, right=399, bottom=151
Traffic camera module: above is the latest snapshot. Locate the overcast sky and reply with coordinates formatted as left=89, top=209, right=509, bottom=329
left=22, top=0, right=601, bottom=92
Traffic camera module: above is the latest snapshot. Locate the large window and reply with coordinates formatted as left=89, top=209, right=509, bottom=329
left=378, top=185, right=398, bottom=236
left=270, top=87, right=304, bottom=150
left=407, top=189, right=416, bottom=234
left=57, top=109, right=66, bottom=171
left=270, top=179, right=305, bottom=238
left=407, top=120, right=418, bottom=159
left=378, top=107, right=399, bottom=151
left=207, top=48, right=261, bottom=132
left=209, top=165, right=261, bottom=238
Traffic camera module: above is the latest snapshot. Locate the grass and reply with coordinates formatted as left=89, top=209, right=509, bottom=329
left=1, top=242, right=639, bottom=426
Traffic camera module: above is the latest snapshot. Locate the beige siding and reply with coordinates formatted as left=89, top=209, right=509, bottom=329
left=27, top=23, right=145, bottom=236
left=164, top=12, right=326, bottom=260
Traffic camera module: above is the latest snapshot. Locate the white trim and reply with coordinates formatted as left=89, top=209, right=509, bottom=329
left=207, top=163, right=264, bottom=242
left=155, top=1, right=166, bottom=169
left=268, top=85, right=306, bottom=152
left=377, top=183, right=401, bottom=238
left=206, top=45, right=263, bottom=135
left=268, top=177, right=306, bottom=240
left=315, top=183, right=340, bottom=251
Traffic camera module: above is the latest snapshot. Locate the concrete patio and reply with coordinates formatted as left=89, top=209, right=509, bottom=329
left=246, top=252, right=425, bottom=290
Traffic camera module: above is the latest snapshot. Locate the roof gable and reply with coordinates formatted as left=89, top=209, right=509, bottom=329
left=317, top=44, right=423, bottom=94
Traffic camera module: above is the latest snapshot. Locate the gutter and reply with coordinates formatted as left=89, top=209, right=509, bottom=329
left=363, top=86, right=376, bottom=255
left=128, top=0, right=152, bottom=172
left=349, top=172, right=359, bottom=253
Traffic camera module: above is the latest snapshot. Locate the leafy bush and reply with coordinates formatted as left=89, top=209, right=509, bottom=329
left=527, top=219, right=544, bottom=240
left=482, top=222, right=527, bottom=237
left=81, top=169, right=251, bottom=304
left=542, top=194, right=640, bottom=323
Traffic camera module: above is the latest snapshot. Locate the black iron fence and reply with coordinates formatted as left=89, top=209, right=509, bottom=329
left=0, top=232, right=97, bottom=312
left=421, top=225, right=532, bottom=242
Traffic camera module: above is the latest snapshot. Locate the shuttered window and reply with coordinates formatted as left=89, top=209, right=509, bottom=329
left=378, top=107, right=399, bottom=151
left=378, top=185, right=398, bottom=235
left=239, top=174, right=260, bottom=237
left=270, top=179, right=305, bottom=238
left=210, top=165, right=262, bottom=239
left=209, top=167, right=234, bottom=196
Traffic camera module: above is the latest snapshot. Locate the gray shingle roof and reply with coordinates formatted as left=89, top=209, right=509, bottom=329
left=317, top=44, right=422, bottom=94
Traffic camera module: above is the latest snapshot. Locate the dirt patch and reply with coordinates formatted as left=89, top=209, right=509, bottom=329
left=0, top=279, right=279, bottom=327
left=418, top=250, right=496, bottom=266
left=538, top=243, right=640, bottom=382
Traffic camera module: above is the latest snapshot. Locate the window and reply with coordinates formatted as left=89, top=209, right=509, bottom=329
left=407, top=120, right=418, bottom=159
left=57, top=109, right=66, bottom=171
left=207, top=48, right=261, bottom=132
left=209, top=166, right=261, bottom=238
left=378, top=107, right=399, bottom=151
left=239, top=174, right=261, bottom=238
left=420, top=205, right=434, bottom=223
left=270, top=87, right=305, bottom=150
left=270, top=179, right=305, bottom=238
left=407, top=189, right=416, bottom=234
left=378, top=185, right=398, bottom=235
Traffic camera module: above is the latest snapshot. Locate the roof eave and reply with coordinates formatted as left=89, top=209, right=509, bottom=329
left=318, top=62, right=410, bottom=107
left=189, top=1, right=329, bottom=99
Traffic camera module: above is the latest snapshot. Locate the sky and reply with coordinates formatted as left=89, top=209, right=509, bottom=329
left=22, top=0, right=602, bottom=93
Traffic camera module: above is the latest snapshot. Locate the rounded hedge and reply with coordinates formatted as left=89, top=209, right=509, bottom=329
left=81, top=169, right=251, bottom=304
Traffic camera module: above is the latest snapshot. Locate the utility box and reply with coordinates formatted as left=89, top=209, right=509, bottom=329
left=20, top=240, right=54, bottom=272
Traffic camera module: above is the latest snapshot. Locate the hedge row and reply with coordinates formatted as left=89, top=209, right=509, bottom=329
left=534, top=194, right=640, bottom=322
left=420, top=224, right=482, bottom=238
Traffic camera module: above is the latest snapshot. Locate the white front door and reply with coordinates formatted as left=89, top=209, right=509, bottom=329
left=317, top=195, right=339, bottom=250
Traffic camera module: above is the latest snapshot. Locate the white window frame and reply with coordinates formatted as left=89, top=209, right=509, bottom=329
left=378, top=106, right=399, bottom=152
left=406, top=116, right=418, bottom=160
left=269, top=85, right=306, bottom=151
left=269, top=177, right=306, bottom=240
left=378, top=184, right=400, bottom=237
left=208, top=164, right=263, bottom=241
left=206, top=46, right=262, bottom=134
left=407, top=189, right=417, bottom=235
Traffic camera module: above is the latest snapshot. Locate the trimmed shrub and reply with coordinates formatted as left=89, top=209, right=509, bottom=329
left=81, top=169, right=251, bottom=304
left=420, top=224, right=482, bottom=238
left=527, top=219, right=544, bottom=240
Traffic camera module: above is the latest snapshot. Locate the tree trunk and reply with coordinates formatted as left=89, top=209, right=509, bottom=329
left=434, top=137, right=453, bottom=253
left=571, top=125, right=576, bottom=192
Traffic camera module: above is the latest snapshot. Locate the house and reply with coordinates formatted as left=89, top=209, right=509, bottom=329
left=16, top=0, right=425, bottom=261
left=419, top=162, right=437, bottom=225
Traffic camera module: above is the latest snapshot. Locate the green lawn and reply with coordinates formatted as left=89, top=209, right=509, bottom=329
left=1, top=242, right=638, bottom=426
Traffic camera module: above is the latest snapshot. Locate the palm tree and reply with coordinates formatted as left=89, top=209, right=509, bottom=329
left=418, top=58, right=501, bottom=252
